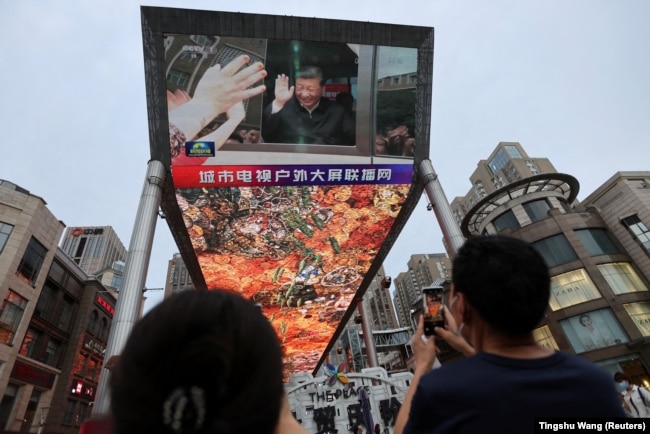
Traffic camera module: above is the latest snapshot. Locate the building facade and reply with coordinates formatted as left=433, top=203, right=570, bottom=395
left=60, top=226, right=126, bottom=276
left=453, top=144, right=650, bottom=384
left=450, top=141, right=558, bottom=226
left=363, top=266, right=398, bottom=331
left=0, top=180, right=64, bottom=432
left=392, top=254, right=452, bottom=329
left=163, top=253, right=194, bottom=298
left=0, top=181, right=115, bottom=433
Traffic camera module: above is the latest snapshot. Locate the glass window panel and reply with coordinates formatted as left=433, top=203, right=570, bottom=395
left=549, top=269, right=601, bottom=311
left=20, top=328, right=43, bottom=359
left=532, top=234, right=578, bottom=268
left=63, top=400, right=75, bottom=425
left=87, top=311, right=98, bottom=335
left=559, top=309, right=628, bottom=353
left=493, top=210, right=521, bottom=232
left=533, top=325, right=559, bottom=350
left=522, top=199, right=551, bottom=222
left=575, top=228, right=620, bottom=256
left=16, top=237, right=48, bottom=286
left=87, top=359, right=98, bottom=382
left=57, top=297, right=75, bottom=331
left=622, top=215, right=650, bottom=252
left=44, top=339, right=61, bottom=366
left=505, top=145, right=522, bottom=159
left=72, top=352, right=87, bottom=376
left=0, top=290, right=28, bottom=345
left=598, top=262, right=648, bottom=295
left=35, top=284, right=57, bottom=321
left=0, top=222, right=14, bottom=254
left=623, top=302, right=650, bottom=337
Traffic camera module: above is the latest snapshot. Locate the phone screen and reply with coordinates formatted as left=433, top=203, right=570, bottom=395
left=422, top=287, right=444, bottom=336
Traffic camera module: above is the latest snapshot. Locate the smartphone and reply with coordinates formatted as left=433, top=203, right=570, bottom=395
left=422, top=286, right=445, bottom=336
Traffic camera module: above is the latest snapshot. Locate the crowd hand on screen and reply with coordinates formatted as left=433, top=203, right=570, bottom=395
left=434, top=306, right=476, bottom=357
left=166, top=89, right=192, bottom=111
left=194, top=102, right=247, bottom=151
left=411, top=317, right=439, bottom=373
left=273, top=74, right=295, bottom=110
left=170, top=55, right=267, bottom=140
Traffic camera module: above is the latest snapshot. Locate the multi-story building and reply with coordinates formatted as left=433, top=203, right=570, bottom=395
left=364, top=266, right=398, bottom=331
left=59, top=226, right=126, bottom=276
left=453, top=144, right=650, bottom=383
left=0, top=180, right=115, bottom=433
left=0, top=180, right=64, bottom=432
left=392, top=254, right=452, bottom=328
left=450, top=141, right=557, bottom=226
left=32, top=250, right=115, bottom=434
left=325, top=267, right=406, bottom=373
left=94, top=260, right=125, bottom=297
left=163, top=253, right=194, bottom=298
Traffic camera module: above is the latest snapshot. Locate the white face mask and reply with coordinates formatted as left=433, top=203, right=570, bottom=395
left=448, top=295, right=464, bottom=335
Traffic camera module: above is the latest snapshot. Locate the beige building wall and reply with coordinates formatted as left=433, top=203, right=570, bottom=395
left=582, top=172, right=650, bottom=283
left=0, top=180, right=65, bottom=431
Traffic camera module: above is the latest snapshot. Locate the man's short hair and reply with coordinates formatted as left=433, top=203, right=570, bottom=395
left=452, top=235, right=550, bottom=336
left=295, top=66, right=325, bottom=85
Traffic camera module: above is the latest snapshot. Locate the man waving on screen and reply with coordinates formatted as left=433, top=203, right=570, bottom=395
left=262, top=66, right=355, bottom=146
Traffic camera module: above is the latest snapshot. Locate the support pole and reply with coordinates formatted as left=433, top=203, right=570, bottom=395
left=419, top=159, right=466, bottom=257
left=92, top=160, right=165, bottom=415
left=357, top=298, right=379, bottom=368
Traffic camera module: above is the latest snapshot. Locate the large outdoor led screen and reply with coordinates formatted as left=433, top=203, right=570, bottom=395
left=142, top=7, right=434, bottom=376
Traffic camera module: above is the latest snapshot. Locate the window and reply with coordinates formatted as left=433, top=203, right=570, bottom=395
left=598, top=262, right=648, bottom=295
left=20, top=328, right=43, bottom=359
left=20, top=330, right=62, bottom=367
left=533, top=325, right=559, bottom=350
left=167, top=70, right=189, bottom=86
left=93, top=237, right=104, bottom=257
left=87, top=358, right=99, bottom=382
left=493, top=210, right=520, bottom=233
left=44, top=339, right=61, bottom=366
left=622, top=215, right=650, bottom=253
left=0, top=222, right=13, bottom=254
left=623, top=302, right=650, bottom=337
left=57, top=297, right=75, bottom=331
left=179, top=51, right=202, bottom=63
left=189, top=34, right=214, bottom=46
left=111, top=274, right=123, bottom=290
left=63, top=400, right=76, bottom=425
left=488, top=148, right=509, bottom=175
left=549, top=269, right=601, bottom=311
left=16, top=237, right=48, bottom=286
left=0, top=384, right=18, bottom=429
left=532, top=234, right=578, bottom=268
left=87, top=311, right=98, bottom=335
left=575, top=228, right=620, bottom=256
left=0, top=290, right=28, bottom=345
left=35, top=284, right=56, bottom=320
left=72, top=352, right=88, bottom=377
left=523, top=199, right=551, bottom=222
left=559, top=309, right=628, bottom=353
left=97, top=318, right=108, bottom=342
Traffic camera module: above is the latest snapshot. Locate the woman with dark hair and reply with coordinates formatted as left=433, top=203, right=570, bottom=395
left=109, top=290, right=306, bottom=434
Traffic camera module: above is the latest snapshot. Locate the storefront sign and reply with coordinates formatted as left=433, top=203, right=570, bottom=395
left=11, top=360, right=55, bottom=389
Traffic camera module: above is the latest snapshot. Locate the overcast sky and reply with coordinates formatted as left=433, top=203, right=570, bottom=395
left=1, top=0, right=648, bottom=312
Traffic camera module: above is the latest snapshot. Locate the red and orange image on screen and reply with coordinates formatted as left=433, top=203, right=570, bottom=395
left=175, top=183, right=410, bottom=375
left=425, top=291, right=443, bottom=318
